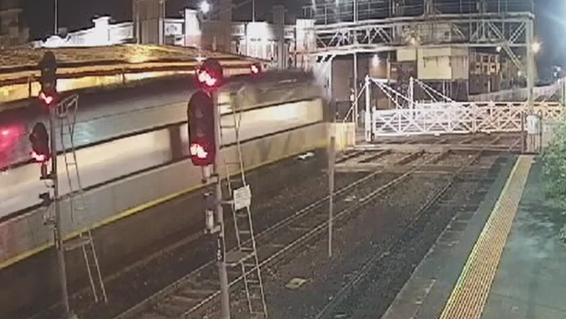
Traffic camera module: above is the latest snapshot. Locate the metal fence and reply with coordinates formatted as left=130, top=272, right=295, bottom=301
left=370, top=101, right=562, bottom=137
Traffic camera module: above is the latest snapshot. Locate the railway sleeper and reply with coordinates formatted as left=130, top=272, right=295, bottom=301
left=395, top=151, right=425, bottom=166
left=178, top=287, right=217, bottom=300
left=185, top=279, right=218, bottom=291
left=140, top=313, right=170, bottom=319
left=289, top=222, right=318, bottom=232
left=154, top=301, right=186, bottom=318
left=169, top=294, right=197, bottom=305
left=358, top=150, right=391, bottom=163
left=336, top=150, right=368, bottom=164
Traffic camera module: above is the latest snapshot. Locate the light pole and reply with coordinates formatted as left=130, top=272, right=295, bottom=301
left=252, top=0, right=255, bottom=22
left=54, top=0, right=58, bottom=34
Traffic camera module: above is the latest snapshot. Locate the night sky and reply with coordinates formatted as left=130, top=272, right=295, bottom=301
left=8, top=0, right=566, bottom=74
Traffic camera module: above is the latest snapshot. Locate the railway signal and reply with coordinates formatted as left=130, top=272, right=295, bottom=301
left=187, top=91, right=216, bottom=166
left=190, top=58, right=231, bottom=319
left=36, top=51, right=75, bottom=319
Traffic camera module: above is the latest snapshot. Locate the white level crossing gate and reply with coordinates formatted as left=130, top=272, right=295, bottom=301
left=354, top=76, right=564, bottom=140
left=370, top=102, right=563, bottom=138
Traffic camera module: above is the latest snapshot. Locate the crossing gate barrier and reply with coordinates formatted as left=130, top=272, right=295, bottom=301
left=370, top=102, right=563, bottom=138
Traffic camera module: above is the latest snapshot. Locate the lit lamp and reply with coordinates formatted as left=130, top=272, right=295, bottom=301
left=200, top=1, right=211, bottom=14
left=531, top=41, right=541, bottom=54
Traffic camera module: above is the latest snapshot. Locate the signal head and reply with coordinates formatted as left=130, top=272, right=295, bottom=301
left=187, top=91, right=217, bottom=166
left=29, top=122, right=50, bottom=163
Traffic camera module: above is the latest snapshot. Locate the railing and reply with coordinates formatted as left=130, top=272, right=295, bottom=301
left=303, top=0, right=534, bottom=24
left=371, top=101, right=563, bottom=137
left=469, top=78, right=565, bottom=102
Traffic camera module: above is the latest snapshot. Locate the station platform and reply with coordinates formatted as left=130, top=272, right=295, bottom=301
left=382, top=155, right=566, bottom=319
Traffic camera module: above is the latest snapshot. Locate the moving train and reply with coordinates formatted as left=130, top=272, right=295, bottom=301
left=0, top=68, right=330, bottom=312
left=218, top=68, right=325, bottom=114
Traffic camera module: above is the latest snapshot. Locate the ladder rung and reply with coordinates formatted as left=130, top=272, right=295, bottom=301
left=249, top=295, right=264, bottom=300
left=236, top=209, right=249, bottom=219
left=225, top=162, right=241, bottom=166
left=239, top=230, right=252, bottom=235
left=221, top=125, right=237, bottom=129
left=64, top=236, right=91, bottom=251
left=226, top=251, right=254, bottom=266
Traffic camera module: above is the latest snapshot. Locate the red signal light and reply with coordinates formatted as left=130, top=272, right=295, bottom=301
left=250, top=63, right=261, bottom=75
left=195, top=58, right=224, bottom=90
left=197, top=69, right=219, bottom=88
left=39, top=91, right=58, bottom=107
left=31, top=151, right=48, bottom=163
left=190, top=142, right=209, bottom=159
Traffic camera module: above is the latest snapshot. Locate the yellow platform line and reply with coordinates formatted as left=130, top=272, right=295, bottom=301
left=438, top=155, right=533, bottom=319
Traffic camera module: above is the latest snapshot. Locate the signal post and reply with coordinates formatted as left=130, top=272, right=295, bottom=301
left=31, top=51, right=75, bottom=319
left=188, top=58, right=231, bottom=319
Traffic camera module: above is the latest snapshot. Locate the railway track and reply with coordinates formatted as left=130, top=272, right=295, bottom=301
left=313, top=150, right=486, bottom=319
left=113, top=150, right=482, bottom=319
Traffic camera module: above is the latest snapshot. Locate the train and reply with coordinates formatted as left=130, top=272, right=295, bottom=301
left=0, top=67, right=331, bottom=319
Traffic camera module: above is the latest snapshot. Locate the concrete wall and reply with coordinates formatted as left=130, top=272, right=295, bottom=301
left=331, top=123, right=356, bottom=150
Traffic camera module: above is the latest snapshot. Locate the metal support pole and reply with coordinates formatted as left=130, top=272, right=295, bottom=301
left=408, top=76, right=414, bottom=109
left=54, top=0, right=58, bottom=34
left=212, top=92, right=231, bottom=319
left=134, top=0, right=140, bottom=44
left=353, top=0, right=359, bottom=129
left=353, top=52, right=358, bottom=128
left=49, top=107, right=71, bottom=318
left=365, top=75, right=371, bottom=142
left=252, top=0, right=256, bottom=22
left=526, top=19, right=535, bottom=113
left=526, top=19, right=536, bottom=153
left=328, top=135, right=335, bottom=258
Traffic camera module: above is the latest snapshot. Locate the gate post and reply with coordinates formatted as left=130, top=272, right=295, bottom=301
left=365, top=75, right=372, bottom=142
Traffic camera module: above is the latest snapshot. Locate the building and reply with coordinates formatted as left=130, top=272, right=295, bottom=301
left=469, top=51, right=501, bottom=95
left=30, top=0, right=534, bottom=102
left=0, top=0, right=28, bottom=48
left=33, top=4, right=302, bottom=69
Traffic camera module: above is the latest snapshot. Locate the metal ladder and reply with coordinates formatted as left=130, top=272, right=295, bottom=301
left=222, top=96, right=268, bottom=318
left=56, top=94, right=108, bottom=304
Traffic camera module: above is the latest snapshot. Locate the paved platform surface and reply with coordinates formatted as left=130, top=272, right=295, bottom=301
left=382, top=155, right=566, bottom=319
left=481, top=160, right=566, bottom=319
